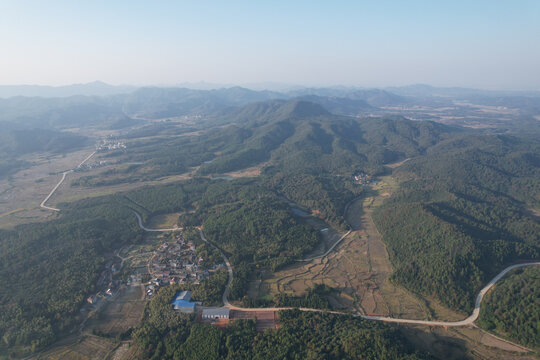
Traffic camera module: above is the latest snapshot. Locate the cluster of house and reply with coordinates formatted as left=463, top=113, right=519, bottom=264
left=76, top=160, right=108, bottom=171
left=353, top=172, right=376, bottom=186
left=96, top=139, right=126, bottom=151
left=87, top=260, right=120, bottom=305
left=87, top=281, right=119, bottom=305
left=170, top=290, right=230, bottom=320
left=146, top=236, right=211, bottom=298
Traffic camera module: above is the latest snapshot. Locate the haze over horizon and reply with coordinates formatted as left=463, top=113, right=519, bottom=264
left=1, top=0, right=539, bottom=90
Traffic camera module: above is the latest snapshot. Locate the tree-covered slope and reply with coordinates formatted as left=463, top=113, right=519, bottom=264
left=134, top=286, right=431, bottom=360
left=0, top=195, right=143, bottom=352
left=373, top=134, right=540, bottom=312
left=478, top=266, right=540, bottom=349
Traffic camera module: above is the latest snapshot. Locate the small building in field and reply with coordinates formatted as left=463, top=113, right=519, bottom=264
left=202, top=307, right=230, bottom=320
left=171, top=290, right=196, bottom=313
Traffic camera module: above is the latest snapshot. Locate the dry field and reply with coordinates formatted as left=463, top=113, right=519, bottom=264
left=229, top=310, right=278, bottom=331
left=0, top=148, right=96, bottom=229
left=222, top=162, right=266, bottom=178
left=146, top=212, right=182, bottom=228
left=35, top=335, right=116, bottom=360
left=109, top=343, right=141, bottom=360
left=402, top=325, right=535, bottom=360
left=85, top=286, right=146, bottom=337
left=258, top=174, right=464, bottom=321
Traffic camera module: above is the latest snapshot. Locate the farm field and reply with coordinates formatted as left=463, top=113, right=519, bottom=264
left=257, top=174, right=464, bottom=321
left=35, top=335, right=116, bottom=360
left=85, top=286, right=146, bottom=337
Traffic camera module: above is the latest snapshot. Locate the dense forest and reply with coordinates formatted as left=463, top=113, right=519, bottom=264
left=373, top=134, right=540, bottom=312
left=478, top=266, right=540, bottom=348
left=0, top=195, right=143, bottom=354
left=134, top=286, right=431, bottom=360
left=2, top=96, right=539, bottom=357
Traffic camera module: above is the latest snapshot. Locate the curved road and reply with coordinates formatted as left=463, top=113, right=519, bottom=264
left=40, top=151, right=96, bottom=212
left=133, top=216, right=540, bottom=327
left=40, top=170, right=72, bottom=211
left=132, top=210, right=182, bottom=232
left=361, top=261, right=540, bottom=326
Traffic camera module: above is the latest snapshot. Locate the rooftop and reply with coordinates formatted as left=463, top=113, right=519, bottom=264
left=202, top=307, right=230, bottom=317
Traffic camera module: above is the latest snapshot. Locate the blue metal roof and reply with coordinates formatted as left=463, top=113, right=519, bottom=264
left=172, top=299, right=196, bottom=308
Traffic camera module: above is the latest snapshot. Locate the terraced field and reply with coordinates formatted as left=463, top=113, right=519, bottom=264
left=36, top=335, right=116, bottom=360
left=259, top=174, right=464, bottom=321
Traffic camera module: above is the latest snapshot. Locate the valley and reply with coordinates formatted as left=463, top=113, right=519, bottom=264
left=0, top=87, right=538, bottom=360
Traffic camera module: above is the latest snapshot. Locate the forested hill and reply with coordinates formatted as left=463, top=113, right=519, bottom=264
left=0, top=126, right=88, bottom=156
left=207, top=99, right=331, bottom=126
left=374, top=134, right=540, bottom=312
left=196, top=99, right=462, bottom=228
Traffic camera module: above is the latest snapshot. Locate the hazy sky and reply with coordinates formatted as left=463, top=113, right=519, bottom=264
left=1, top=0, right=539, bottom=89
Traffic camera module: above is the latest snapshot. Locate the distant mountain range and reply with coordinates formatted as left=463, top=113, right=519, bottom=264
left=1, top=81, right=539, bottom=99
left=0, top=82, right=539, bottom=131
left=0, top=81, right=136, bottom=98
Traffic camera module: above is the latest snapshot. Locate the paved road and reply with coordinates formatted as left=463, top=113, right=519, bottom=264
left=135, top=220, right=540, bottom=328
left=40, top=150, right=96, bottom=212
left=40, top=170, right=72, bottom=211
left=361, top=261, right=540, bottom=326
left=77, top=151, right=96, bottom=168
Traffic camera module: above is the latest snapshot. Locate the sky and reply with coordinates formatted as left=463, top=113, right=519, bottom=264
left=0, top=0, right=539, bottom=90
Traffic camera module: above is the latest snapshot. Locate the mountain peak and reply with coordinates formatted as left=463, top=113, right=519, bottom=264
left=280, top=100, right=330, bottom=118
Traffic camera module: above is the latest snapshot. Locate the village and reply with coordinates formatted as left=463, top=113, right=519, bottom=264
left=81, top=229, right=235, bottom=320
left=96, top=137, right=127, bottom=151
left=353, top=171, right=377, bottom=186
left=146, top=233, right=225, bottom=298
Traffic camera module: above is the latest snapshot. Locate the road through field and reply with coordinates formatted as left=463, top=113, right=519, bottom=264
left=40, top=150, right=96, bottom=211
left=40, top=170, right=72, bottom=211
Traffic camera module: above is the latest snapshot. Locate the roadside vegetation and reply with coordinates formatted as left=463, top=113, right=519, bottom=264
left=0, top=195, right=143, bottom=354
left=478, top=266, right=540, bottom=349
left=134, top=289, right=430, bottom=360
left=374, top=135, right=540, bottom=313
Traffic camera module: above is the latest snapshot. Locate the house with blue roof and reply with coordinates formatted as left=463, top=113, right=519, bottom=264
left=171, top=290, right=196, bottom=313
